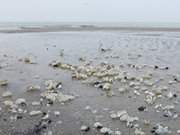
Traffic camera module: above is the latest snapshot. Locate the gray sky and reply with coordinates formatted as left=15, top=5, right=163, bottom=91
left=0, top=0, right=180, bottom=22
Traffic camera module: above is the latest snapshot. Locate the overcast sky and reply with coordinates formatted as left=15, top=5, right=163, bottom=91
left=0, top=0, right=180, bottom=22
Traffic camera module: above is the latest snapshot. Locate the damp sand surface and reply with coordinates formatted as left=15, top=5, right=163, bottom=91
left=0, top=30, right=180, bottom=135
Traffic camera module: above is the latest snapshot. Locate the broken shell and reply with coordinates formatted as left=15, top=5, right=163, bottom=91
left=117, top=110, right=128, bottom=118
left=42, top=113, right=49, bottom=120
left=129, top=82, right=140, bottom=87
left=72, top=72, right=88, bottom=80
left=134, top=90, right=140, bottom=96
left=15, top=98, right=26, bottom=105
left=166, top=92, right=173, bottom=99
left=32, top=101, right=41, bottom=106
left=114, top=131, right=122, bottom=135
left=152, top=124, right=171, bottom=135
left=143, top=120, right=150, bottom=126
left=134, top=128, right=145, bottom=135
left=27, top=85, right=41, bottom=92
left=41, top=91, right=75, bottom=103
left=143, top=80, right=153, bottom=86
left=93, top=122, right=103, bottom=129
left=45, top=80, right=62, bottom=90
left=102, top=83, right=111, bottom=90
left=120, top=113, right=129, bottom=122
left=4, top=100, right=16, bottom=109
left=118, top=87, right=128, bottom=93
left=29, top=110, right=42, bottom=116
left=80, top=125, right=90, bottom=132
left=145, top=95, right=156, bottom=105
left=110, top=113, right=118, bottom=119
left=100, top=127, right=113, bottom=135
left=54, top=111, right=60, bottom=116
left=2, top=91, right=12, bottom=98
left=24, top=57, right=32, bottom=63
left=162, top=105, right=175, bottom=111
left=0, top=80, right=8, bottom=86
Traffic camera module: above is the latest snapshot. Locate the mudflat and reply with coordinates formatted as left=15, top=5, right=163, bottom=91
left=0, top=29, right=180, bottom=135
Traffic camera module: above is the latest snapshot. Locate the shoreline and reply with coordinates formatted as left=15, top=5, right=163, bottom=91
left=1, top=25, right=180, bottom=33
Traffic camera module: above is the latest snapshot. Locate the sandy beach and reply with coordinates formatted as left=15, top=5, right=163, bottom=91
left=1, top=27, right=180, bottom=135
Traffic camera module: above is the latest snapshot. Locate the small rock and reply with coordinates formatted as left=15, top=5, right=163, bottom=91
left=138, top=106, right=146, bottom=112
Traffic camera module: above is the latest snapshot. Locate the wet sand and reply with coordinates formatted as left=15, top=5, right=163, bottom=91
left=1, top=29, right=180, bottom=135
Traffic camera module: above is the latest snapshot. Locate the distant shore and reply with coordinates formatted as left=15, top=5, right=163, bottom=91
left=1, top=25, right=180, bottom=33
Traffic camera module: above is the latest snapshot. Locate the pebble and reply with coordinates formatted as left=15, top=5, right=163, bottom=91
left=138, top=106, right=146, bottom=112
